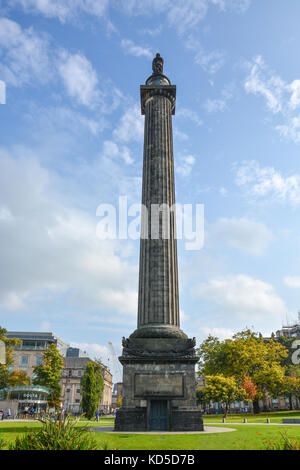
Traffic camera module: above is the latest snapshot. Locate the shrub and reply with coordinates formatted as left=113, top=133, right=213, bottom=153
left=10, top=415, right=98, bottom=450
left=257, top=431, right=300, bottom=450
left=0, top=436, right=6, bottom=450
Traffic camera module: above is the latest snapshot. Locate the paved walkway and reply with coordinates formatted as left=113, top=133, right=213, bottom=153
left=89, top=426, right=236, bottom=434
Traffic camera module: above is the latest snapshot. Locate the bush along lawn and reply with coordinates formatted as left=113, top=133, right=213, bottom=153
left=1, top=417, right=99, bottom=451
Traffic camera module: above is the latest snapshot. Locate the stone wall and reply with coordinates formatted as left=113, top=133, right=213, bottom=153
left=171, top=408, right=203, bottom=431
left=115, top=407, right=147, bottom=432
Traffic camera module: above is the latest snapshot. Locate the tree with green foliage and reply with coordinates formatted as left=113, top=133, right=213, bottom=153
left=197, top=329, right=288, bottom=413
left=0, top=326, right=22, bottom=389
left=116, top=395, right=122, bottom=408
left=8, top=369, right=30, bottom=387
left=199, top=374, right=246, bottom=418
left=80, top=360, right=104, bottom=420
left=274, top=336, right=298, bottom=368
left=33, top=343, right=64, bottom=410
left=279, top=374, right=300, bottom=410
left=196, top=387, right=210, bottom=411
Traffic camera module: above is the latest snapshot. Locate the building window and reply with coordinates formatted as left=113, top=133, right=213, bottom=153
left=21, top=355, right=29, bottom=365
left=35, top=356, right=43, bottom=365
left=68, top=370, right=72, bottom=377
left=75, top=399, right=80, bottom=403
left=76, top=389, right=80, bottom=394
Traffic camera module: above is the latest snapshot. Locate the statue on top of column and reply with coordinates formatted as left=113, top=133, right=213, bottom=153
left=152, top=53, right=164, bottom=75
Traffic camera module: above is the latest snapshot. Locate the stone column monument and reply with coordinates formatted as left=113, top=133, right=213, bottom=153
left=115, top=54, right=203, bottom=432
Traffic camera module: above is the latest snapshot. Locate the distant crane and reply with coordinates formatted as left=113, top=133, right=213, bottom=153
left=108, top=342, right=122, bottom=384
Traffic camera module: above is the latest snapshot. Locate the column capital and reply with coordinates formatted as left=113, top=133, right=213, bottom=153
left=140, top=85, right=176, bottom=115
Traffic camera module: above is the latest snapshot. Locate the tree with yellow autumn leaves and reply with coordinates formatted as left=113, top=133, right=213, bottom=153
left=196, top=329, right=299, bottom=414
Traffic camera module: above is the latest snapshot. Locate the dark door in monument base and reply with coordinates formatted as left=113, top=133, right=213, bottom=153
left=149, top=400, right=168, bottom=431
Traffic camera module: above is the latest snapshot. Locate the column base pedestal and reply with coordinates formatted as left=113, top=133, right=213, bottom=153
left=114, top=335, right=204, bottom=432
left=115, top=407, right=204, bottom=432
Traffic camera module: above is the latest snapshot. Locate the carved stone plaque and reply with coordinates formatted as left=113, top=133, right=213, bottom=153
left=134, top=373, right=184, bottom=397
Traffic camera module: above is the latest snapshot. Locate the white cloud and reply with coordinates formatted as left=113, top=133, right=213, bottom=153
left=289, top=80, right=300, bottom=110
left=219, top=187, right=228, bottom=197
left=186, top=35, right=226, bottom=74
left=244, top=56, right=300, bottom=144
left=102, top=140, right=134, bottom=165
left=11, top=0, right=251, bottom=34
left=11, top=0, right=109, bottom=23
left=113, top=105, right=144, bottom=143
left=235, top=160, right=300, bottom=205
left=138, top=25, right=162, bottom=36
left=167, top=0, right=208, bottom=34
left=193, top=274, right=286, bottom=320
left=173, top=128, right=189, bottom=141
left=176, top=155, right=196, bottom=176
left=211, top=0, right=251, bottom=13
left=121, top=39, right=152, bottom=59
left=13, top=0, right=206, bottom=34
left=116, top=0, right=208, bottom=33
left=0, top=148, right=138, bottom=318
left=176, top=108, right=203, bottom=126
left=276, top=116, right=300, bottom=145
left=210, top=0, right=226, bottom=9
left=0, top=18, right=113, bottom=112
left=231, top=0, right=251, bottom=13
left=0, top=17, right=51, bottom=86
left=30, top=105, right=107, bottom=137
left=284, top=276, right=300, bottom=288
left=244, top=56, right=285, bottom=113
left=204, top=98, right=227, bottom=113
left=0, top=207, right=14, bottom=222
left=204, top=83, right=235, bottom=113
left=57, top=51, right=101, bottom=107
left=196, top=49, right=226, bottom=74
left=198, top=326, right=235, bottom=340
left=210, top=217, right=274, bottom=256
left=116, top=0, right=249, bottom=35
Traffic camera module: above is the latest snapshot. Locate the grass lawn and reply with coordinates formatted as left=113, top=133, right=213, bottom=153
left=1, top=420, right=300, bottom=450
left=90, top=425, right=300, bottom=450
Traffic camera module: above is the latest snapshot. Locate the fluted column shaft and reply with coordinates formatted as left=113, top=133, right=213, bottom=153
left=137, top=91, right=179, bottom=329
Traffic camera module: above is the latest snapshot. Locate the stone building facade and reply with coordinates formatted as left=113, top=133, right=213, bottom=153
left=6, top=331, right=113, bottom=415
left=7, top=331, right=69, bottom=380
left=61, top=357, right=113, bottom=415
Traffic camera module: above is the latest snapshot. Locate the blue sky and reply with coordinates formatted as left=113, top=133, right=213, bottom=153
left=0, top=0, right=300, bottom=375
